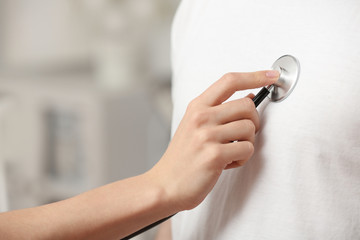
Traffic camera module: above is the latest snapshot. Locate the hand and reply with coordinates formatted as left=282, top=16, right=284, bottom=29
left=147, top=70, right=279, bottom=212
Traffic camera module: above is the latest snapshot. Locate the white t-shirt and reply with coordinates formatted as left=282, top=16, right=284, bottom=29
left=170, top=0, right=360, bottom=239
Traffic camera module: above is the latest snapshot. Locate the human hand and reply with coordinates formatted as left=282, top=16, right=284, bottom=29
left=147, top=70, right=279, bottom=212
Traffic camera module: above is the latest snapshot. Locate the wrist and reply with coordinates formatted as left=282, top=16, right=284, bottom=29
left=144, top=168, right=182, bottom=215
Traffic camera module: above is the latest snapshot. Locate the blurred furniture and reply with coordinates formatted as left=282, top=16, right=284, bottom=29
left=0, top=1, right=177, bottom=238
left=0, top=75, right=171, bottom=210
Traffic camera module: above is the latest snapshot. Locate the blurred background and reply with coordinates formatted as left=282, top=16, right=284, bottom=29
left=0, top=0, right=179, bottom=238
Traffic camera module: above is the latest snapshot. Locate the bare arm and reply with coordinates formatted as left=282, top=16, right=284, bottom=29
left=0, top=174, right=173, bottom=240
left=0, top=70, right=279, bottom=240
left=155, top=220, right=172, bottom=240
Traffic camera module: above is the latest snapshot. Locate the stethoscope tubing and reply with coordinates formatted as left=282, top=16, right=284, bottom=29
left=120, top=214, right=175, bottom=240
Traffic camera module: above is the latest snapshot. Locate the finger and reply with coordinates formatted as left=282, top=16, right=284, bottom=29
left=213, top=97, right=260, bottom=130
left=198, top=70, right=279, bottom=106
left=219, top=141, right=254, bottom=166
left=246, top=93, right=256, bottom=100
left=215, top=120, right=256, bottom=144
left=224, top=160, right=247, bottom=170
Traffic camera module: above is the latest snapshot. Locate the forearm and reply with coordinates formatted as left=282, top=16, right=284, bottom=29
left=0, top=173, right=175, bottom=240
left=155, top=219, right=172, bottom=240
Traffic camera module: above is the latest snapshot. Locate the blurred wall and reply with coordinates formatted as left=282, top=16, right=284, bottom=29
left=0, top=1, right=179, bottom=238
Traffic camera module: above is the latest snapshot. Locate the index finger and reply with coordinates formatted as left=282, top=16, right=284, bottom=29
left=198, top=70, right=279, bottom=106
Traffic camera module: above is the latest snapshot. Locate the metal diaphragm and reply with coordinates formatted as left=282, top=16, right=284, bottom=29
left=269, top=55, right=300, bottom=102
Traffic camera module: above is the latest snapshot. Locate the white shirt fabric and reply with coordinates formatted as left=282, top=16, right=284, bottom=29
left=170, top=0, right=360, bottom=239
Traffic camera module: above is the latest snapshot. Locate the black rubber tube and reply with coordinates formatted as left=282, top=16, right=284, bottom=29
left=120, top=214, right=175, bottom=240
left=252, top=86, right=270, bottom=107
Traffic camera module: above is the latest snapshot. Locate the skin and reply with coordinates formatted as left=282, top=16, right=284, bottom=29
left=0, top=70, right=279, bottom=240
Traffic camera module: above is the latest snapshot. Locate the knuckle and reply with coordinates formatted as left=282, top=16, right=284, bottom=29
left=187, top=98, right=199, bottom=111
left=222, top=72, right=237, bottom=86
left=243, top=119, right=256, bottom=133
left=208, top=144, right=222, bottom=162
left=245, top=141, right=255, bottom=158
left=190, top=110, right=210, bottom=127
left=241, top=97, right=255, bottom=110
left=195, top=128, right=213, bottom=143
left=249, top=135, right=256, bottom=145
left=254, top=112, right=260, bottom=132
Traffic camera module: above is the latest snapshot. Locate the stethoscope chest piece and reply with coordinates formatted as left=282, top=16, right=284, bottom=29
left=269, top=55, right=300, bottom=102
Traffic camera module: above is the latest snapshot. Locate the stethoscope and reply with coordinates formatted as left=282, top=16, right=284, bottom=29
left=253, top=54, right=300, bottom=107
left=121, top=55, right=301, bottom=240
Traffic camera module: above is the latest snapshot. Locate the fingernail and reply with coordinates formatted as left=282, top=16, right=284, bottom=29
left=265, top=70, right=279, bottom=79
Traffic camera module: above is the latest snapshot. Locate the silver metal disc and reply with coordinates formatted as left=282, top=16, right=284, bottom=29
left=269, top=55, right=300, bottom=102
